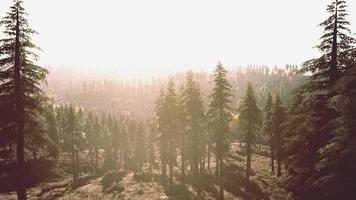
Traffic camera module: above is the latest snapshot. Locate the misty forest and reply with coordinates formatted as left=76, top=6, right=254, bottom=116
left=1, top=0, right=356, bottom=200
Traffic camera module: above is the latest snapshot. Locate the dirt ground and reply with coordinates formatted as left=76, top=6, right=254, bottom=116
left=0, top=142, right=289, bottom=200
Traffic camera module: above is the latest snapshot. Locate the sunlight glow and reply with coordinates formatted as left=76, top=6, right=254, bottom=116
left=0, top=0, right=355, bottom=77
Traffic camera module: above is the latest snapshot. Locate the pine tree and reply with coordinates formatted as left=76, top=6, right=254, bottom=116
left=177, top=85, right=187, bottom=184
left=238, top=83, right=261, bottom=181
left=147, top=121, right=157, bottom=171
left=127, top=119, right=137, bottom=170
left=316, top=0, right=356, bottom=82
left=302, top=0, right=355, bottom=87
left=155, top=88, right=168, bottom=180
left=26, top=113, right=46, bottom=160
left=320, top=57, right=356, bottom=199
left=84, top=112, right=95, bottom=174
left=45, top=105, right=59, bottom=159
left=206, top=125, right=213, bottom=172
left=282, top=1, right=355, bottom=199
left=120, top=119, right=130, bottom=171
left=111, top=116, right=120, bottom=171
left=183, top=71, right=205, bottom=194
left=271, top=93, right=284, bottom=177
left=134, top=121, right=146, bottom=172
left=163, top=79, right=179, bottom=187
left=0, top=1, right=48, bottom=199
left=93, top=116, right=102, bottom=174
left=66, top=105, right=80, bottom=188
left=102, top=114, right=115, bottom=171
left=264, top=93, right=274, bottom=174
left=207, top=62, right=233, bottom=200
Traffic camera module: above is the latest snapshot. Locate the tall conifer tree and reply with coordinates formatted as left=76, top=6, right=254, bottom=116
left=239, top=83, right=261, bottom=181
left=66, top=105, right=80, bottom=188
left=147, top=121, right=157, bottom=171
left=183, top=71, right=205, bottom=194
left=155, top=88, right=168, bottom=180
left=163, top=79, right=179, bottom=187
left=0, top=1, right=47, bottom=199
left=45, top=106, right=59, bottom=159
left=134, top=121, right=146, bottom=171
left=264, top=93, right=274, bottom=174
left=282, top=0, right=356, bottom=199
left=84, top=112, right=95, bottom=173
left=272, top=94, right=284, bottom=177
left=177, top=85, right=187, bottom=185
left=208, top=62, right=233, bottom=200
left=316, top=0, right=356, bottom=82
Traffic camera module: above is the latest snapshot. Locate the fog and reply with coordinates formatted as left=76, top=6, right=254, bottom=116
left=1, top=0, right=355, bottom=78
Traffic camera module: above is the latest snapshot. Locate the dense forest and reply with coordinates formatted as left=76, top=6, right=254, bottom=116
left=44, top=65, right=303, bottom=119
left=0, top=0, right=355, bottom=200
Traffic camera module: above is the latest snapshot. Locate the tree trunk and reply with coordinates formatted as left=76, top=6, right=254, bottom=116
left=276, top=132, right=281, bottom=177
left=216, top=141, right=223, bottom=200
left=75, top=150, right=79, bottom=179
left=195, top=160, right=201, bottom=198
left=192, top=123, right=200, bottom=197
left=330, top=0, right=339, bottom=83
left=89, top=148, right=94, bottom=174
left=169, top=161, right=173, bottom=187
left=149, top=139, right=155, bottom=171
left=246, top=141, right=251, bottom=181
left=169, top=142, right=173, bottom=188
left=173, top=148, right=178, bottom=167
left=258, top=143, right=261, bottom=152
left=219, top=155, right=224, bottom=200
left=14, top=4, right=27, bottom=199
left=207, top=144, right=211, bottom=171
left=161, top=162, right=167, bottom=184
left=277, top=156, right=281, bottom=177
left=271, top=137, right=275, bottom=174
left=201, top=154, right=205, bottom=174
left=181, top=135, right=185, bottom=185
left=113, top=147, right=118, bottom=171
left=215, top=154, right=220, bottom=183
left=148, top=147, right=152, bottom=172
left=71, top=132, right=77, bottom=188
left=95, top=145, right=98, bottom=174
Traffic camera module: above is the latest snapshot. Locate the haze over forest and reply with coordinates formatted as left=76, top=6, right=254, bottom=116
left=0, top=1, right=356, bottom=200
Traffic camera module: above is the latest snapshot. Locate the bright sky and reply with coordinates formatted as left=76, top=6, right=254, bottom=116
left=0, top=0, right=355, bottom=77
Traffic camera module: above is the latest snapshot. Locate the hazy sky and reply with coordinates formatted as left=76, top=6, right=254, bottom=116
left=0, top=0, right=355, bottom=76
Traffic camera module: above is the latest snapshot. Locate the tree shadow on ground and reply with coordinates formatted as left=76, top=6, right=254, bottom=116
left=131, top=168, right=268, bottom=200
left=163, top=183, right=196, bottom=200
left=0, top=158, right=65, bottom=193
left=224, top=170, right=270, bottom=200
left=133, top=171, right=199, bottom=199
left=101, top=170, right=126, bottom=192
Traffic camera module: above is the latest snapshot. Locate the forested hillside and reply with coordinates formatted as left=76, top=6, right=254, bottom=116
left=0, top=0, right=355, bottom=200
left=44, top=65, right=304, bottom=119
